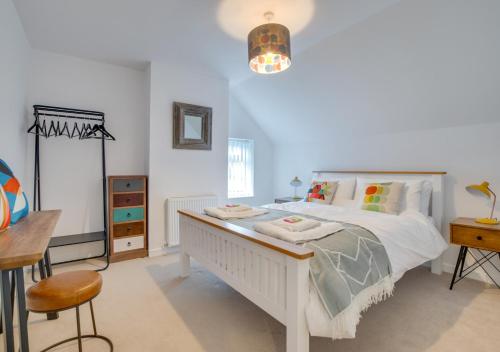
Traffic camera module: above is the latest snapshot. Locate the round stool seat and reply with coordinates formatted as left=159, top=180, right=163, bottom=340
left=27, top=270, right=102, bottom=313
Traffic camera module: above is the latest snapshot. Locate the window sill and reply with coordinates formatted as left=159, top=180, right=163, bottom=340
left=228, top=195, right=254, bottom=199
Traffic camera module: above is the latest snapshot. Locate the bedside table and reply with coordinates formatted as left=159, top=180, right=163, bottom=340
left=449, top=217, right=500, bottom=290
left=275, top=197, right=302, bottom=204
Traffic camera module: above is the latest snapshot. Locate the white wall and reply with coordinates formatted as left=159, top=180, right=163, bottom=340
left=0, top=0, right=30, bottom=184
left=233, top=0, right=500, bottom=282
left=148, top=61, right=229, bottom=254
left=229, top=95, right=274, bottom=205
left=27, top=50, right=148, bottom=262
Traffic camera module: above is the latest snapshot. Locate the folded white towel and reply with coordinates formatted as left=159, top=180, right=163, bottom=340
left=204, top=207, right=269, bottom=220
left=217, top=204, right=252, bottom=213
left=270, top=216, right=321, bottom=232
left=254, top=221, right=344, bottom=243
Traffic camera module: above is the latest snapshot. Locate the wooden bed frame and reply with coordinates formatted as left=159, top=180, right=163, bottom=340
left=178, top=171, right=446, bottom=352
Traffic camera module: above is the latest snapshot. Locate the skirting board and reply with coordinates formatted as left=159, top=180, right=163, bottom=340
left=149, top=246, right=179, bottom=257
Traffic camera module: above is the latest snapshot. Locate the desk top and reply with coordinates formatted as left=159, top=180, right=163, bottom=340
left=0, top=210, right=61, bottom=270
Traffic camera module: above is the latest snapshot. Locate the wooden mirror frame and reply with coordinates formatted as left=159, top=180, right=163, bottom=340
left=173, top=102, right=212, bottom=150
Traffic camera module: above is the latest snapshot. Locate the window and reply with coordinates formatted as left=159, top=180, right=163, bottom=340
left=228, top=138, right=254, bottom=198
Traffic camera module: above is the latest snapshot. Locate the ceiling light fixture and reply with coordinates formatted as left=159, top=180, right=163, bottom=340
left=248, top=11, right=291, bottom=74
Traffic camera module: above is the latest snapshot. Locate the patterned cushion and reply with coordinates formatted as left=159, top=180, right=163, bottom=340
left=361, top=182, right=404, bottom=214
left=306, top=181, right=338, bottom=204
left=0, top=159, right=29, bottom=224
left=0, top=185, right=11, bottom=232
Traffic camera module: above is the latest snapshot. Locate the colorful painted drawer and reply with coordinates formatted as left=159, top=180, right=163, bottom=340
left=113, top=179, right=145, bottom=192
left=108, top=176, right=148, bottom=263
left=113, top=193, right=144, bottom=208
left=113, top=222, right=145, bottom=238
left=113, top=207, right=144, bottom=223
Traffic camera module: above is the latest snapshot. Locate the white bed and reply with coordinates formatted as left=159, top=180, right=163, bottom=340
left=178, top=171, right=448, bottom=352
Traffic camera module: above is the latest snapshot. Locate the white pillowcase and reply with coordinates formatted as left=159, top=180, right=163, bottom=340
left=330, top=198, right=357, bottom=209
left=354, top=178, right=431, bottom=214
left=313, top=176, right=356, bottom=201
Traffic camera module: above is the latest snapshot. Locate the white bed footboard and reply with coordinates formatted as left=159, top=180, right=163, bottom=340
left=179, top=211, right=313, bottom=352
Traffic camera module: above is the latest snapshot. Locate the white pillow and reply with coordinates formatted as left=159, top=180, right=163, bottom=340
left=420, top=181, right=433, bottom=216
left=331, top=198, right=357, bottom=209
left=313, top=176, right=355, bottom=200
left=354, top=178, right=425, bottom=213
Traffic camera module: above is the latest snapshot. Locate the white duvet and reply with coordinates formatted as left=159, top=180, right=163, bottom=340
left=264, top=202, right=448, bottom=339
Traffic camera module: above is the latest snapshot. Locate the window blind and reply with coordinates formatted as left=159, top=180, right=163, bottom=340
left=228, top=138, right=254, bottom=198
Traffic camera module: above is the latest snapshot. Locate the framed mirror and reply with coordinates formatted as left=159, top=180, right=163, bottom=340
left=173, top=102, right=212, bottom=150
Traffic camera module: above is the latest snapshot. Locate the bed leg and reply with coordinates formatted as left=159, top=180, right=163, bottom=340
left=431, top=255, right=443, bottom=275
left=286, top=257, right=310, bottom=352
left=180, top=252, right=191, bottom=278
left=179, top=227, right=191, bottom=278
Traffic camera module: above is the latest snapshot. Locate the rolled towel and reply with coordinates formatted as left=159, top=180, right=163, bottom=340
left=217, top=204, right=252, bottom=213
left=270, top=216, right=321, bottom=232
left=254, top=221, right=344, bottom=243
left=204, top=207, right=269, bottom=220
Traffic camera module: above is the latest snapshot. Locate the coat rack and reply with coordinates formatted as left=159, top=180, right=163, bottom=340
left=27, top=105, right=116, bottom=277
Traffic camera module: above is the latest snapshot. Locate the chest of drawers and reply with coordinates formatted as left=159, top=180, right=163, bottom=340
left=108, top=176, right=148, bottom=262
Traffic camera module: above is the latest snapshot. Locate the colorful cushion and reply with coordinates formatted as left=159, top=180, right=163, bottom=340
left=305, top=181, right=338, bottom=204
left=0, top=159, right=29, bottom=224
left=360, top=182, right=404, bottom=214
left=0, top=185, right=11, bottom=232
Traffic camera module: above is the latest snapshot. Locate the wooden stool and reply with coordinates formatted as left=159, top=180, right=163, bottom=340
left=26, top=270, right=113, bottom=351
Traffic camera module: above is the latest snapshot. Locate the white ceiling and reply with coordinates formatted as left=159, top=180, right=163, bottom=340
left=14, top=0, right=401, bottom=82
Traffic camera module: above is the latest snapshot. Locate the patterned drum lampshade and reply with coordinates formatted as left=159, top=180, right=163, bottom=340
left=248, top=22, right=291, bottom=74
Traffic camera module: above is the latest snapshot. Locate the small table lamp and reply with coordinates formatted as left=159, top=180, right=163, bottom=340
left=466, top=181, right=499, bottom=225
left=290, top=176, right=303, bottom=200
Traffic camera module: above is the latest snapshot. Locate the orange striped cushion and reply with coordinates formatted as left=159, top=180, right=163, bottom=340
left=0, top=185, right=11, bottom=232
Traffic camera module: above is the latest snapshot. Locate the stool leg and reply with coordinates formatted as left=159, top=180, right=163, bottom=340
left=76, top=306, right=83, bottom=352
left=89, top=301, right=97, bottom=335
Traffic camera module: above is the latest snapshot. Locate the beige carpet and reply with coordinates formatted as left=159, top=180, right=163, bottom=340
left=7, top=254, right=500, bottom=352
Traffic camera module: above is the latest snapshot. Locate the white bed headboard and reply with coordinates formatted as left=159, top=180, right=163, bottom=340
left=312, top=170, right=446, bottom=274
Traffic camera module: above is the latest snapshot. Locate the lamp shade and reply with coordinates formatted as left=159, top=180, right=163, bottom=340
left=290, top=176, right=302, bottom=187
left=248, top=23, right=291, bottom=74
left=466, top=181, right=492, bottom=198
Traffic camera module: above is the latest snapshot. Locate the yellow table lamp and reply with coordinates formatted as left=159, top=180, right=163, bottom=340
left=466, top=181, right=499, bottom=225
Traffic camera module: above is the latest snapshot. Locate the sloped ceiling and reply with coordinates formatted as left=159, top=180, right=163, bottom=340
left=14, top=0, right=401, bottom=81
left=233, top=0, right=500, bottom=144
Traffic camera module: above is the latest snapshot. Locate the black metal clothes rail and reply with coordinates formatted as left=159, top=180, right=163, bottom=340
left=27, top=105, right=116, bottom=276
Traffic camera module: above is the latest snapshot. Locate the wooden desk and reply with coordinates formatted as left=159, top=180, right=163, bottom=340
left=0, top=210, right=61, bottom=352
left=449, top=217, right=500, bottom=289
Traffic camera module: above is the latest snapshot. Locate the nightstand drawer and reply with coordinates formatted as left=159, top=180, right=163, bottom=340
left=451, top=225, right=500, bottom=251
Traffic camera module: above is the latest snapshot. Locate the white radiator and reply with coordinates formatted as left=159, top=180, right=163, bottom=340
left=166, top=195, right=218, bottom=246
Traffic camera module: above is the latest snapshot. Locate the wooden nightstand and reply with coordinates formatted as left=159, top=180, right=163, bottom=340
left=449, top=217, right=500, bottom=289
left=275, top=197, right=302, bottom=204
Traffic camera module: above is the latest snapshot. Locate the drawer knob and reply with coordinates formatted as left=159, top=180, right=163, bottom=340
left=126, top=183, right=131, bottom=188
left=127, top=242, right=131, bottom=246
left=476, top=235, right=483, bottom=241
left=127, top=227, right=132, bottom=232
left=126, top=198, right=131, bottom=203
left=127, top=213, right=131, bottom=218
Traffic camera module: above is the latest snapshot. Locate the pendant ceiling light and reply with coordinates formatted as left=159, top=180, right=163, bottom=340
left=248, top=12, right=291, bottom=74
